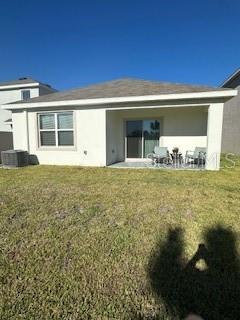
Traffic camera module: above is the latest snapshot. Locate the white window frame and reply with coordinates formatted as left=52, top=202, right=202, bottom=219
left=38, top=111, right=75, bottom=148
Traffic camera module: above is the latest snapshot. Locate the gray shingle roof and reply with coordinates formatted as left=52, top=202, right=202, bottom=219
left=15, top=78, right=228, bottom=104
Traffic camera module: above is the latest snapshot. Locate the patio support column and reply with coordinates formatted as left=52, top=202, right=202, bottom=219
left=206, top=103, right=224, bottom=170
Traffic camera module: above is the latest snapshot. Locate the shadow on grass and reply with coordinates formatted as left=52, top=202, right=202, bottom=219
left=146, top=225, right=240, bottom=319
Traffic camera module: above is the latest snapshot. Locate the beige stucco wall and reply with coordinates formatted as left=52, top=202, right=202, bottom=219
left=12, top=108, right=106, bottom=166
left=106, top=106, right=208, bottom=164
left=106, top=111, right=125, bottom=164
left=206, top=103, right=224, bottom=170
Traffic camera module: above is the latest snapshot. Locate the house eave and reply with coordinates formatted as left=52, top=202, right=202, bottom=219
left=221, top=69, right=240, bottom=87
left=2, top=89, right=237, bottom=110
left=0, top=82, right=40, bottom=91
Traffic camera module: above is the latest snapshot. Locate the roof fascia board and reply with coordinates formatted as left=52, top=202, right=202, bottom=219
left=107, top=103, right=210, bottom=111
left=3, top=89, right=237, bottom=110
left=0, top=82, right=39, bottom=90
left=221, top=69, right=240, bottom=87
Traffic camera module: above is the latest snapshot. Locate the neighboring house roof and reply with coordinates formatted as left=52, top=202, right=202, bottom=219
left=15, top=78, right=229, bottom=104
left=221, top=68, right=240, bottom=88
left=0, top=77, right=38, bottom=87
left=0, top=77, right=55, bottom=90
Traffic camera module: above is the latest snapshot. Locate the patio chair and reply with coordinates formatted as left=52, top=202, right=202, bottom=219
left=185, top=147, right=207, bottom=166
left=151, top=146, right=170, bottom=164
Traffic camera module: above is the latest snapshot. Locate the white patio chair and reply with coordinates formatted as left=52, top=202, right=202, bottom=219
left=151, top=146, right=170, bottom=165
left=185, top=147, right=206, bottom=165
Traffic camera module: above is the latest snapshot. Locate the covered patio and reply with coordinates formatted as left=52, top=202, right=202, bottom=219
left=106, top=100, right=223, bottom=170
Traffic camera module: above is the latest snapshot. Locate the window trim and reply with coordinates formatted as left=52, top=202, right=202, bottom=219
left=21, top=90, right=31, bottom=101
left=37, top=111, right=75, bottom=149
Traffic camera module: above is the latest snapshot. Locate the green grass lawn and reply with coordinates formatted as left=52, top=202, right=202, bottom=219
left=1, top=157, right=240, bottom=319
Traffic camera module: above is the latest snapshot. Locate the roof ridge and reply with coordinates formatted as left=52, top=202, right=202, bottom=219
left=49, top=77, right=218, bottom=94
left=98, top=77, right=219, bottom=89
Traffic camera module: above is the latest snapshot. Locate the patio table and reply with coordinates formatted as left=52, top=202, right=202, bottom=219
left=171, top=152, right=183, bottom=166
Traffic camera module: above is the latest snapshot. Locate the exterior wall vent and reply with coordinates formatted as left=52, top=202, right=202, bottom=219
left=1, top=150, right=29, bottom=168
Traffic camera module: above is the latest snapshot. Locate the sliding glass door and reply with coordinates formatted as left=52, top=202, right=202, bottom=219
left=126, top=120, right=142, bottom=158
left=126, top=120, right=160, bottom=158
left=143, top=120, right=160, bottom=158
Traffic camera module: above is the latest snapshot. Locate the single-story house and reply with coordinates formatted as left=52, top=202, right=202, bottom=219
left=221, top=69, right=240, bottom=155
left=0, top=77, right=57, bottom=158
left=3, top=78, right=237, bottom=170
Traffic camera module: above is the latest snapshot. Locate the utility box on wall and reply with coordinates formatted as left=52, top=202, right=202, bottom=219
left=1, top=150, right=29, bottom=168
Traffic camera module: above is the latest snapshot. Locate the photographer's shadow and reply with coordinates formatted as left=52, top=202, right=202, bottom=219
left=148, top=225, right=240, bottom=319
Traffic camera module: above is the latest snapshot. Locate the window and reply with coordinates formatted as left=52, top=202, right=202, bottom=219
left=21, top=90, right=31, bottom=101
left=38, top=112, right=74, bottom=147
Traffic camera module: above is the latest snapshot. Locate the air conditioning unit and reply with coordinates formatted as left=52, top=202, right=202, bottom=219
left=1, top=150, right=29, bottom=168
